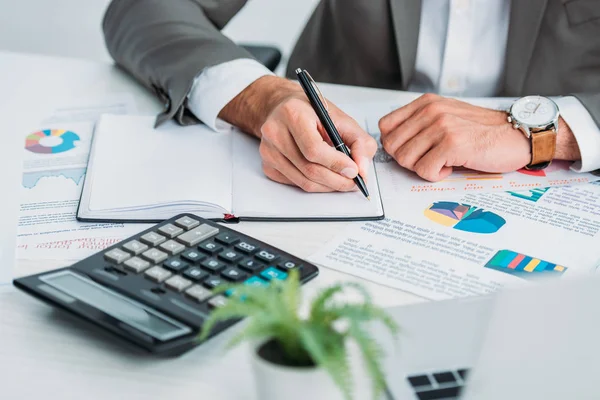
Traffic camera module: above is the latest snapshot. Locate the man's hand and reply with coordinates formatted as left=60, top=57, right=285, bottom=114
left=219, top=76, right=377, bottom=192
left=379, top=94, right=580, bottom=182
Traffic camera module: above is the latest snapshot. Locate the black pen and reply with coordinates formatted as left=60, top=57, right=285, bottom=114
left=295, top=68, right=370, bottom=200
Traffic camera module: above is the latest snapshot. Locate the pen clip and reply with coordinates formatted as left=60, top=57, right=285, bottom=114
left=305, top=70, right=330, bottom=113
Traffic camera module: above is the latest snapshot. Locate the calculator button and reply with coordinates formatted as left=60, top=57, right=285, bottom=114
left=185, top=285, right=212, bottom=302
left=198, top=241, right=223, bottom=254
left=201, top=259, right=226, bottom=272
left=163, top=258, right=189, bottom=272
left=123, top=256, right=151, bottom=273
left=204, top=276, right=225, bottom=289
left=221, top=267, right=248, bottom=282
left=158, top=223, right=184, bottom=238
left=176, top=224, right=219, bottom=246
left=235, top=241, right=259, bottom=254
left=260, top=267, right=288, bottom=281
left=245, top=276, right=269, bottom=288
left=141, top=248, right=168, bottom=264
left=183, top=267, right=208, bottom=282
left=104, top=248, right=131, bottom=264
left=165, top=275, right=193, bottom=292
left=181, top=249, right=207, bottom=264
left=208, top=295, right=228, bottom=309
left=159, top=240, right=186, bottom=255
left=174, top=216, right=200, bottom=230
left=122, top=240, right=148, bottom=255
left=218, top=250, right=243, bottom=263
left=215, top=232, right=239, bottom=245
left=256, top=250, right=280, bottom=263
left=144, top=266, right=172, bottom=283
left=278, top=260, right=302, bottom=271
left=238, top=258, right=264, bottom=272
left=140, top=232, right=166, bottom=246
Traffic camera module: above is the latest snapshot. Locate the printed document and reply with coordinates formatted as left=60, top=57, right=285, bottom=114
left=17, top=95, right=149, bottom=260
left=309, top=182, right=600, bottom=300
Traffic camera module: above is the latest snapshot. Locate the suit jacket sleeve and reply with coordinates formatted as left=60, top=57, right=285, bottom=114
left=103, top=0, right=254, bottom=126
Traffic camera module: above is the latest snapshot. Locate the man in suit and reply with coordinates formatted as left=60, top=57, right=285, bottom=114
left=103, top=0, right=600, bottom=192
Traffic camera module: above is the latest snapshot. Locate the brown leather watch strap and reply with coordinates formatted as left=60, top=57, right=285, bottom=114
left=527, top=129, right=557, bottom=170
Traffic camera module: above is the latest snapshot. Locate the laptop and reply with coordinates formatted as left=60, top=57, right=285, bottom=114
left=380, top=275, right=600, bottom=400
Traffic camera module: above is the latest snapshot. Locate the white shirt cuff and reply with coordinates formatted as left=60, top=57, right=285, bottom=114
left=555, top=96, right=600, bottom=172
left=187, top=58, right=274, bottom=132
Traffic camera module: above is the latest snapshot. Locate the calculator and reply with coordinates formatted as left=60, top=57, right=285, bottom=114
left=13, top=214, right=319, bottom=356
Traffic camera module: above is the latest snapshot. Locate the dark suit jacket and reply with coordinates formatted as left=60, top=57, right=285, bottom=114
left=103, top=0, right=600, bottom=130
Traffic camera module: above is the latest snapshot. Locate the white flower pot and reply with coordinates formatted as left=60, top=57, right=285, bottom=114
left=250, top=340, right=345, bottom=400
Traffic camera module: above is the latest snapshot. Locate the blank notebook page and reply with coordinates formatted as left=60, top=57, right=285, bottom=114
left=231, top=132, right=384, bottom=219
left=86, top=115, right=233, bottom=212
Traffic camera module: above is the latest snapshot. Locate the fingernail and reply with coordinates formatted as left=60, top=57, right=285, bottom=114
left=341, top=167, right=358, bottom=179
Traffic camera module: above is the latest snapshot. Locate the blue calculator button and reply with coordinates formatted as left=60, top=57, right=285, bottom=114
left=245, top=276, right=269, bottom=287
left=260, top=267, right=288, bottom=281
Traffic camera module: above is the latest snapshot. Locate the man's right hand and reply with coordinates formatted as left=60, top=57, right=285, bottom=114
left=218, top=76, right=377, bottom=192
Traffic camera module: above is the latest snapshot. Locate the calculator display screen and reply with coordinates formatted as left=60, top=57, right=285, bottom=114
left=40, top=271, right=192, bottom=342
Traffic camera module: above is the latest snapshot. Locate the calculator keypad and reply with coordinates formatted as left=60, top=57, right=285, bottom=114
left=174, top=216, right=200, bottom=230
left=141, top=248, right=169, bottom=264
left=97, top=214, right=317, bottom=339
left=235, top=241, right=258, bottom=254
left=199, top=241, right=222, bottom=254
left=177, top=224, right=219, bottom=246
left=222, top=267, right=247, bottom=282
left=163, top=258, right=189, bottom=272
left=158, top=223, right=184, bottom=238
left=181, top=249, right=206, bottom=264
left=159, top=240, right=186, bottom=255
left=123, top=256, right=151, bottom=273
left=122, top=240, right=148, bottom=255
left=140, top=231, right=166, bottom=246
left=144, top=266, right=172, bottom=283
left=104, top=248, right=131, bottom=264
left=165, top=275, right=193, bottom=292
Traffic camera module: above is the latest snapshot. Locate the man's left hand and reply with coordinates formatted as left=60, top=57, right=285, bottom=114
left=379, top=94, right=531, bottom=181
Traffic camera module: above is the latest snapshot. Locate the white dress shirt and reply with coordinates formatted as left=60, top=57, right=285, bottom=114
left=187, top=0, right=600, bottom=172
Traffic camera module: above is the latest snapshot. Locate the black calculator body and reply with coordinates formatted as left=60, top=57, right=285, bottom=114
left=14, top=214, right=319, bottom=356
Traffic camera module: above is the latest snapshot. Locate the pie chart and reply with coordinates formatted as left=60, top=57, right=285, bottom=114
left=424, top=201, right=506, bottom=234
left=25, top=129, right=80, bottom=154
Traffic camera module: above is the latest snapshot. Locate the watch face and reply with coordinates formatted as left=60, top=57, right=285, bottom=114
left=510, top=96, right=559, bottom=127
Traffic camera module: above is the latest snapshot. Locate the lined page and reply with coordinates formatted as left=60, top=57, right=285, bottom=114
left=231, top=131, right=383, bottom=219
left=85, top=115, right=233, bottom=213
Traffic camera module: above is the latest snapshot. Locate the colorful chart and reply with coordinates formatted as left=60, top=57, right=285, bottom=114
left=485, top=249, right=566, bottom=280
left=25, top=129, right=80, bottom=154
left=517, top=160, right=571, bottom=177
left=424, top=201, right=506, bottom=234
left=508, top=187, right=550, bottom=202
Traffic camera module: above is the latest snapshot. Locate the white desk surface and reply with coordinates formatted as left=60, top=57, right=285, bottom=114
left=0, top=51, right=423, bottom=399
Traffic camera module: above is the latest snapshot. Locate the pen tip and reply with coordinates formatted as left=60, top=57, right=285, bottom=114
left=367, top=196, right=371, bottom=201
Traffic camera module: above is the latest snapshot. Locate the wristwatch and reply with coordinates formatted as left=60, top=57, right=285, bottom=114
left=507, top=95, right=559, bottom=170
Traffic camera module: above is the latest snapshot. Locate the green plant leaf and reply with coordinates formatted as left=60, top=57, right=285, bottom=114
left=299, top=323, right=352, bottom=400
left=347, top=322, right=388, bottom=400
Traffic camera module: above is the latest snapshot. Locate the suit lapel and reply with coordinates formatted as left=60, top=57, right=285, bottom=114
left=503, top=0, right=549, bottom=94
left=389, top=0, right=422, bottom=89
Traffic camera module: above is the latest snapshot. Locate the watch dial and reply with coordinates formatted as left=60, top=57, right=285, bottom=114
left=511, top=96, right=558, bottom=126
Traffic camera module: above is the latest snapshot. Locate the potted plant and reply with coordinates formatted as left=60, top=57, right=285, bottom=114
left=199, top=270, right=399, bottom=400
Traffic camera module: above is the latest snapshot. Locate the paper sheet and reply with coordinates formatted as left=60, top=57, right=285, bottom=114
left=309, top=182, right=600, bottom=300
left=0, top=110, right=25, bottom=287
left=340, top=98, right=599, bottom=198
left=17, top=95, right=150, bottom=260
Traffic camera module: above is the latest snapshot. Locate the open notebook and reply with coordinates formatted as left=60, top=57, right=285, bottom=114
left=77, top=115, right=384, bottom=223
